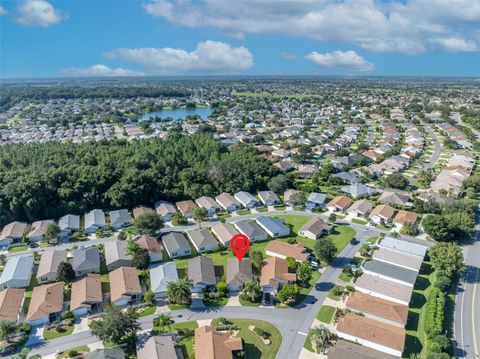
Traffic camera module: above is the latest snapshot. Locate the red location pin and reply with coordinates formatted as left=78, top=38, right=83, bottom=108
left=230, top=233, right=250, bottom=262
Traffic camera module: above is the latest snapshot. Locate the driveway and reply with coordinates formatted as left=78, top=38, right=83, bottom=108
left=25, top=325, right=45, bottom=347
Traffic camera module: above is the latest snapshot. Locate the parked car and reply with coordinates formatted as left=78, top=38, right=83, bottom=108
left=309, top=260, right=319, bottom=269
left=350, top=238, right=359, bottom=245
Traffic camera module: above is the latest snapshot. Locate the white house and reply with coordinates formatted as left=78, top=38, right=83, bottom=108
left=0, top=256, right=34, bottom=289
left=150, top=262, right=179, bottom=299
left=84, top=209, right=106, bottom=234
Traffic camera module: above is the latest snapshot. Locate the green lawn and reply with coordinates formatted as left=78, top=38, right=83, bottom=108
left=327, top=285, right=345, bottom=301
left=256, top=207, right=268, bottom=212
left=168, top=304, right=190, bottom=311
left=351, top=218, right=367, bottom=225
left=366, top=237, right=378, bottom=245
left=276, top=271, right=321, bottom=308
left=328, top=225, right=356, bottom=254
left=43, top=324, right=74, bottom=340
left=100, top=274, right=110, bottom=293
left=338, top=270, right=353, bottom=283
left=171, top=321, right=198, bottom=359
left=237, top=209, right=251, bottom=215
left=203, top=296, right=229, bottom=307
left=316, top=305, right=336, bottom=323
left=239, top=297, right=261, bottom=307
left=137, top=306, right=156, bottom=317
left=8, top=245, right=28, bottom=252
left=211, top=318, right=282, bottom=359
left=56, top=345, right=90, bottom=359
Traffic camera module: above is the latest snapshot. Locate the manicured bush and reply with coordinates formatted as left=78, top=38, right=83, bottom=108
left=424, top=287, right=446, bottom=338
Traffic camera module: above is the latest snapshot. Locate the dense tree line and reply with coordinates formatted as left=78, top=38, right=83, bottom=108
left=0, top=134, right=278, bottom=226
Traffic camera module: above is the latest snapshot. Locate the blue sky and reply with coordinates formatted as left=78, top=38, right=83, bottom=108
left=1, top=0, right=480, bottom=78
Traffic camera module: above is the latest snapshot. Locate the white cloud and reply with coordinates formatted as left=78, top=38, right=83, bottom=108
left=305, top=50, right=374, bottom=72
left=61, top=64, right=145, bottom=77
left=104, top=40, right=254, bottom=74
left=16, top=0, right=64, bottom=27
left=281, top=52, right=297, bottom=60
left=142, top=0, right=480, bottom=54
left=429, top=37, right=478, bottom=52
left=0, top=6, right=7, bottom=15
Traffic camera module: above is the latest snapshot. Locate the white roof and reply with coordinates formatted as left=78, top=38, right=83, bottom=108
left=150, top=262, right=179, bottom=294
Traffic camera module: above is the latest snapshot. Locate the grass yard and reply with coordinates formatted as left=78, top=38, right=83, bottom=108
left=366, top=237, right=378, bottom=245
left=43, top=324, right=74, bottom=340
left=328, top=225, right=356, bottom=254
left=338, top=270, right=353, bottom=283
left=168, top=304, right=190, bottom=311
left=56, top=345, right=90, bottom=358
left=8, top=245, right=28, bottom=252
left=351, top=218, right=367, bottom=225
left=237, top=209, right=251, bottom=215
left=211, top=318, right=282, bottom=359
left=239, top=297, right=261, bottom=307
left=100, top=274, right=110, bottom=293
left=137, top=306, right=156, bottom=317
left=171, top=321, right=198, bottom=359
left=327, top=285, right=345, bottom=301
left=276, top=271, right=321, bottom=308
left=316, top=305, right=336, bottom=323
left=203, top=296, right=229, bottom=307
left=256, top=207, right=268, bottom=212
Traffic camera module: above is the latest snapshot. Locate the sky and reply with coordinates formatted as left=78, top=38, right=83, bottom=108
left=1, top=0, right=480, bottom=78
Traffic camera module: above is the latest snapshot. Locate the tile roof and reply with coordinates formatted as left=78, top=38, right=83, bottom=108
left=26, top=281, right=64, bottom=321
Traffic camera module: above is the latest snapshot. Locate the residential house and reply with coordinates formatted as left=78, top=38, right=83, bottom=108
left=258, top=191, right=281, bottom=206
left=0, top=288, right=25, bottom=322
left=70, top=274, right=103, bottom=317
left=341, top=183, right=378, bottom=199
left=154, top=201, right=177, bottom=222
left=255, top=216, right=290, bottom=238
left=355, top=274, right=413, bottom=306
left=186, top=228, right=219, bottom=253
left=327, top=196, right=353, bottom=212
left=109, top=266, right=142, bottom=307
left=150, top=262, right=179, bottom=299
left=334, top=172, right=361, bottom=184
left=0, top=256, right=34, bottom=289
left=72, top=247, right=101, bottom=277
left=298, top=164, right=316, bottom=178
left=234, top=191, right=259, bottom=208
left=379, top=191, right=410, bottom=206
left=0, top=221, right=27, bottom=247
left=28, top=220, right=54, bottom=242
left=195, top=326, right=243, bottom=359
left=346, top=292, right=409, bottom=328
left=260, top=257, right=296, bottom=295
left=336, top=313, right=405, bottom=357
left=85, top=349, right=125, bottom=359
left=58, top=214, right=80, bottom=239
left=175, top=200, right=197, bottom=218
left=195, top=196, right=221, bottom=216
left=372, top=248, right=423, bottom=272
left=329, top=339, right=399, bottom=359
left=36, top=250, right=67, bottom=284
left=298, top=218, right=332, bottom=239
left=84, top=209, right=106, bottom=234
left=378, top=238, right=427, bottom=258
left=211, top=223, right=239, bottom=246
left=348, top=199, right=374, bottom=218
left=306, top=192, right=327, bottom=210
left=393, top=210, right=419, bottom=228
left=109, top=209, right=132, bottom=229
left=266, top=240, right=308, bottom=263
left=362, top=260, right=418, bottom=288
left=284, top=189, right=304, bottom=206
left=162, top=232, right=191, bottom=258
left=137, top=235, right=163, bottom=262
left=370, top=204, right=395, bottom=224
left=137, top=334, right=183, bottom=359
left=233, top=220, right=268, bottom=242
left=226, top=258, right=253, bottom=291
left=26, top=282, right=64, bottom=326
left=215, top=192, right=241, bottom=212
left=188, top=256, right=216, bottom=293
left=132, top=206, right=154, bottom=219
left=104, top=240, right=132, bottom=271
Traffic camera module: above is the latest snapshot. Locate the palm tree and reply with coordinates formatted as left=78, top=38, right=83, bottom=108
left=154, top=313, right=172, bottom=333
left=0, top=320, right=18, bottom=343
left=240, top=280, right=261, bottom=303
left=309, top=325, right=332, bottom=353
left=166, top=278, right=191, bottom=305
left=192, top=207, right=208, bottom=228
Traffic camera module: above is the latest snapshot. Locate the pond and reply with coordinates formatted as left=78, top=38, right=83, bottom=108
left=139, top=107, right=214, bottom=122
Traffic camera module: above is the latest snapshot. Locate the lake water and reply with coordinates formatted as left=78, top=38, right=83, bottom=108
left=139, top=107, right=214, bottom=122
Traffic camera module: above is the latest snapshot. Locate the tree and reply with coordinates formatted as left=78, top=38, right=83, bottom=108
left=428, top=243, right=465, bottom=277
left=127, top=240, right=141, bottom=255
left=309, top=325, right=332, bottom=353
left=286, top=256, right=297, bottom=271
left=134, top=212, right=163, bottom=236
left=422, top=212, right=474, bottom=242
left=143, top=290, right=155, bottom=304
left=14, top=348, right=31, bottom=359
left=267, top=174, right=291, bottom=193
left=166, top=278, right=191, bottom=305
left=132, top=248, right=150, bottom=270
left=44, top=222, right=60, bottom=245
left=171, top=213, right=187, bottom=226
left=90, top=305, right=140, bottom=345
left=240, top=280, right=261, bottom=303
left=153, top=313, right=172, bottom=333
left=434, top=272, right=452, bottom=291
left=192, top=207, right=208, bottom=228
left=0, top=320, right=17, bottom=343
left=290, top=192, right=306, bottom=207
left=216, top=281, right=228, bottom=298
left=315, top=239, right=337, bottom=264
left=400, top=221, right=418, bottom=235
left=56, top=261, right=75, bottom=283
left=0, top=254, right=5, bottom=266
left=383, top=173, right=408, bottom=189
left=297, top=262, right=312, bottom=284
left=328, top=213, right=336, bottom=223
left=430, top=335, right=450, bottom=353
left=277, top=284, right=299, bottom=303
left=249, top=250, right=264, bottom=274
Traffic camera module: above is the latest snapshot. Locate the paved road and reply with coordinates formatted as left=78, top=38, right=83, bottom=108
left=455, top=204, right=480, bottom=359
left=422, top=125, right=442, bottom=171
left=453, top=112, right=480, bottom=142
left=27, top=225, right=377, bottom=359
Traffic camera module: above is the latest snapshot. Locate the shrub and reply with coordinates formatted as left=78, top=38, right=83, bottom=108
left=254, top=327, right=271, bottom=339
left=68, top=350, right=78, bottom=358
left=424, top=287, right=446, bottom=338
left=434, top=273, right=451, bottom=292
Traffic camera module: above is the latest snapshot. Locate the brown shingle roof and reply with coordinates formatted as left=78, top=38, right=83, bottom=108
left=0, top=288, right=24, bottom=321
left=175, top=200, right=197, bottom=215
left=393, top=210, right=419, bottom=225
left=371, top=204, right=395, bottom=219
left=195, top=326, right=243, bottom=359
left=260, top=257, right=296, bottom=288
left=346, top=292, right=409, bottom=325
left=132, top=206, right=154, bottom=219
left=299, top=218, right=332, bottom=234
left=137, top=235, right=163, bottom=254
left=328, top=196, right=353, bottom=210
left=265, top=240, right=308, bottom=262
left=109, top=267, right=141, bottom=303
left=26, top=282, right=64, bottom=321
left=70, top=274, right=102, bottom=311
left=337, top=313, right=405, bottom=352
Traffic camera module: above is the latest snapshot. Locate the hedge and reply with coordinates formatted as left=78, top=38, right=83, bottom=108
left=424, top=287, right=446, bottom=338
